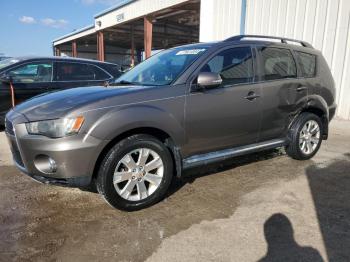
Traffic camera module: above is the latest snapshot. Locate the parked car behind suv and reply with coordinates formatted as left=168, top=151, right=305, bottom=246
left=0, top=56, right=122, bottom=126
left=5, top=35, right=336, bottom=211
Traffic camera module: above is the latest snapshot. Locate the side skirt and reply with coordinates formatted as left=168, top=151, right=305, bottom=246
left=182, top=139, right=287, bottom=169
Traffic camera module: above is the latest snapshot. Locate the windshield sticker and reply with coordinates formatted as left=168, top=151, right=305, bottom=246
left=176, top=49, right=206, bottom=55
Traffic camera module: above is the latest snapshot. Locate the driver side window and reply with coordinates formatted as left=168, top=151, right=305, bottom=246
left=200, top=47, right=254, bottom=86
left=8, top=62, right=53, bottom=83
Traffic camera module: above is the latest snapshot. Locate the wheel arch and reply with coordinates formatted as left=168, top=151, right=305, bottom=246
left=91, top=126, right=183, bottom=183
left=290, top=95, right=330, bottom=140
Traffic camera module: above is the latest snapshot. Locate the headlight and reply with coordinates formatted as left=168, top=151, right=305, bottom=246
left=26, top=116, right=84, bottom=138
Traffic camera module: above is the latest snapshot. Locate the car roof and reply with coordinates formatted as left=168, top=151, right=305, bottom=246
left=12, top=56, right=119, bottom=66
left=173, top=35, right=317, bottom=54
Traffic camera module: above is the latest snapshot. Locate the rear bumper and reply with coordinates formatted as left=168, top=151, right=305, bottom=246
left=5, top=121, right=109, bottom=188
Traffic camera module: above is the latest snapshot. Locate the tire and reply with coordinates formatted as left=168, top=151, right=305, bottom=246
left=96, top=134, right=173, bottom=211
left=285, top=112, right=323, bottom=160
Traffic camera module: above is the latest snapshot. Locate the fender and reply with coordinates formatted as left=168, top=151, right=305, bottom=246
left=288, top=94, right=330, bottom=141
left=86, top=104, right=186, bottom=147
left=306, top=94, right=329, bottom=119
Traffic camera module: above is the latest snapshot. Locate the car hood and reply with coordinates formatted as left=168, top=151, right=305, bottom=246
left=13, top=85, right=152, bottom=121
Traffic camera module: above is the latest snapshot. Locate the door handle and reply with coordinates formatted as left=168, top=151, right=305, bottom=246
left=296, top=86, right=307, bottom=92
left=245, top=91, right=260, bottom=101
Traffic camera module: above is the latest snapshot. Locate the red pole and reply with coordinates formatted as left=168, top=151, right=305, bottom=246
left=9, top=82, right=15, bottom=107
left=131, top=25, right=135, bottom=67
left=72, top=41, right=77, bottom=57
left=97, top=31, right=105, bottom=62
left=144, top=16, right=153, bottom=59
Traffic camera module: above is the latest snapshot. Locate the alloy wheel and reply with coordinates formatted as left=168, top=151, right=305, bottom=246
left=299, top=120, right=320, bottom=155
left=113, top=148, right=164, bottom=201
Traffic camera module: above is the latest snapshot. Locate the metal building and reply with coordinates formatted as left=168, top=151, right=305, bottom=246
left=53, top=0, right=350, bottom=120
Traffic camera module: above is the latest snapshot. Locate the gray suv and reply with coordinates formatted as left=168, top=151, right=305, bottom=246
left=5, top=35, right=336, bottom=211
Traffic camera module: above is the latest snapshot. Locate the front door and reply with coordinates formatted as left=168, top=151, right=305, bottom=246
left=7, top=61, right=53, bottom=105
left=184, top=46, right=262, bottom=157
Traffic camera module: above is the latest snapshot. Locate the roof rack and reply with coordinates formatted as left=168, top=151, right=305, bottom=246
left=224, top=35, right=313, bottom=48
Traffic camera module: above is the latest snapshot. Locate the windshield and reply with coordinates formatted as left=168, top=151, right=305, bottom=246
left=115, top=47, right=207, bottom=86
left=0, top=58, right=20, bottom=70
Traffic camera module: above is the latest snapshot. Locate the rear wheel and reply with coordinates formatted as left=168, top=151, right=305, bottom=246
left=285, top=113, right=323, bottom=160
left=96, top=134, right=173, bottom=211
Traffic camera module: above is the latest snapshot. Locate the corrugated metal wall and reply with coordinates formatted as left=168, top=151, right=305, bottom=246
left=199, top=0, right=242, bottom=42
left=245, top=0, right=350, bottom=120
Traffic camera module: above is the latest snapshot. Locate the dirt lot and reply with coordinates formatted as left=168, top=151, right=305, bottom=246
left=0, top=120, right=350, bottom=262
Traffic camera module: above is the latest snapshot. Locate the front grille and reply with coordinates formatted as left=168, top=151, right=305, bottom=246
left=9, top=139, right=24, bottom=167
left=5, top=118, right=14, bottom=135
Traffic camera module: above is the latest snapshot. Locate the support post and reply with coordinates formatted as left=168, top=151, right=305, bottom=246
left=97, top=31, right=105, bottom=62
left=72, top=41, right=77, bottom=57
left=144, top=16, right=153, bottom=59
left=54, top=46, right=61, bottom=56
left=131, top=25, right=135, bottom=67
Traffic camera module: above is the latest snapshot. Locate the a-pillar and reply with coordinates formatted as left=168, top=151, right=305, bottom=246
left=97, top=31, right=105, bottom=61
left=144, top=16, right=153, bottom=59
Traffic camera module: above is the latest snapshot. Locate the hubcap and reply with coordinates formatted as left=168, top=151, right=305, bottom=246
left=299, top=120, right=320, bottom=155
left=113, top=148, right=164, bottom=201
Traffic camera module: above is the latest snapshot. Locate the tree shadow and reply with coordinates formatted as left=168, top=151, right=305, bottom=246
left=259, top=213, right=323, bottom=262
left=305, top=153, right=350, bottom=261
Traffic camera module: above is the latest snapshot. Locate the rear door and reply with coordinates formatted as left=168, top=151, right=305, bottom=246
left=256, top=46, right=308, bottom=141
left=184, top=45, right=262, bottom=156
left=52, top=62, right=112, bottom=91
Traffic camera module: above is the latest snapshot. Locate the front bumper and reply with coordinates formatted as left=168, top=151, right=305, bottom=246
left=5, top=116, right=109, bottom=187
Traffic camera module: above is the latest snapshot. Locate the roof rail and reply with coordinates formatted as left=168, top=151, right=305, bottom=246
left=224, top=35, right=313, bottom=48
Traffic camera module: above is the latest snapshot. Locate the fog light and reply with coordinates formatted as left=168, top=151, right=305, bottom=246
left=34, top=155, right=57, bottom=174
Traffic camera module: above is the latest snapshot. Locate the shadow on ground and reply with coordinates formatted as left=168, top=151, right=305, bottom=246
left=0, top=149, right=288, bottom=262
left=305, top=153, right=350, bottom=261
left=256, top=154, right=350, bottom=262
left=258, top=213, right=324, bottom=262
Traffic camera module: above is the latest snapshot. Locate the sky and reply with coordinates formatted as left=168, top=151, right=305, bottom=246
left=0, top=0, right=124, bottom=57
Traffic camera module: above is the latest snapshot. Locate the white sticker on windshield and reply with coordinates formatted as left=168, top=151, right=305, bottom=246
left=176, top=49, right=206, bottom=55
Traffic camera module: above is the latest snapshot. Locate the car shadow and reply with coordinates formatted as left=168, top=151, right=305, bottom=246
left=166, top=148, right=284, bottom=198
left=305, top=153, right=350, bottom=261
left=258, top=213, right=324, bottom=262
left=80, top=148, right=284, bottom=197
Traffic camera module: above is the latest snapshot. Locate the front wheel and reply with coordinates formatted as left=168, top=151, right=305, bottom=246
left=285, top=113, right=323, bottom=160
left=96, top=134, right=173, bottom=211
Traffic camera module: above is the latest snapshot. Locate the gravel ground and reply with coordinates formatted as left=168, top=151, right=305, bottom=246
left=0, top=119, right=349, bottom=262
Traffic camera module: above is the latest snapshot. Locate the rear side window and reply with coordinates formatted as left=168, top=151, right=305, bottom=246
left=56, top=62, right=110, bottom=81
left=259, top=47, right=297, bottom=80
left=105, top=65, right=122, bottom=78
left=295, top=51, right=316, bottom=78
left=200, top=46, right=254, bottom=85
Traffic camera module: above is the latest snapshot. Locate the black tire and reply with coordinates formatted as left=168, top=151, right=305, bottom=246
left=285, top=112, right=323, bottom=160
left=96, top=134, right=173, bottom=211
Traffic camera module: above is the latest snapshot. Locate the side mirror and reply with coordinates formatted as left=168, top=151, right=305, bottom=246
left=197, top=72, right=223, bottom=89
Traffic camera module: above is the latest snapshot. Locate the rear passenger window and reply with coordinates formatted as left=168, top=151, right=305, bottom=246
left=56, top=62, right=110, bottom=81
left=295, top=51, right=316, bottom=78
left=200, top=47, right=254, bottom=85
left=260, top=47, right=297, bottom=80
